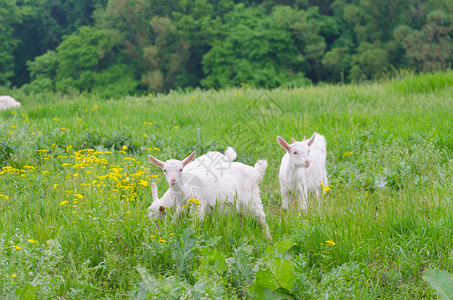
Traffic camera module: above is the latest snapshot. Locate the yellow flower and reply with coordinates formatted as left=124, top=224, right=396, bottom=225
left=139, top=180, right=149, bottom=186
left=159, top=238, right=166, bottom=243
left=236, top=93, right=241, bottom=97
left=12, top=274, right=17, bottom=278
left=59, top=200, right=69, bottom=206
left=154, top=147, right=160, bottom=151
left=344, top=151, right=353, bottom=156
left=170, top=233, right=174, bottom=236
left=122, top=146, right=128, bottom=150
left=12, top=245, right=21, bottom=250
left=147, top=93, right=153, bottom=97
left=187, top=198, right=201, bottom=205
left=53, top=118, right=60, bottom=121
left=325, top=240, right=336, bottom=246
left=54, top=184, right=60, bottom=189
left=28, top=239, right=39, bottom=244
left=126, top=211, right=131, bottom=214
left=175, top=126, right=178, bottom=129
left=150, top=235, right=156, bottom=238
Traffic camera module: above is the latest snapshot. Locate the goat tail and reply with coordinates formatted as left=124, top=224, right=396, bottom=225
left=254, top=159, right=268, bottom=181
left=224, top=147, right=237, bottom=162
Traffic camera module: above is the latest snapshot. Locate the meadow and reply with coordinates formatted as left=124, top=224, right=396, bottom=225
left=1, top=71, right=453, bottom=299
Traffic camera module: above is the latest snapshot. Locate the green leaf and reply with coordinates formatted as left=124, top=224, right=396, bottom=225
left=265, top=240, right=296, bottom=256
left=255, top=268, right=280, bottom=290
left=255, top=256, right=297, bottom=293
left=267, top=256, right=297, bottom=291
left=423, top=269, right=453, bottom=299
left=249, top=286, right=295, bottom=300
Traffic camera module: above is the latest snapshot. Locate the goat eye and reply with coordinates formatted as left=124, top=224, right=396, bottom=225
left=179, top=168, right=183, bottom=172
left=293, top=151, right=298, bottom=155
left=163, top=169, right=167, bottom=173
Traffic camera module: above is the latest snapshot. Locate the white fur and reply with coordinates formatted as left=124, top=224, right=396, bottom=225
left=277, top=132, right=328, bottom=214
left=147, top=148, right=271, bottom=237
left=0, top=96, right=21, bottom=110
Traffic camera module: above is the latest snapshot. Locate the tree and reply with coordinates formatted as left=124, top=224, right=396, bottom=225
left=202, top=5, right=335, bottom=88
left=25, top=26, right=138, bottom=97
left=0, top=0, right=21, bottom=86
left=395, top=10, right=453, bottom=72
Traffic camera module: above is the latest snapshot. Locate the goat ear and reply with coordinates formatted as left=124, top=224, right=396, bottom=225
left=181, top=151, right=196, bottom=168
left=148, top=155, right=165, bottom=169
left=151, top=182, right=159, bottom=202
left=277, top=136, right=291, bottom=153
left=290, top=137, right=297, bottom=143
left=307, top=132, right=316, bottom=147
left=303, top=136, right=306, bottom=141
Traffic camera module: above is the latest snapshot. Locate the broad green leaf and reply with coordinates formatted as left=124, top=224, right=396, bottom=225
left=255, top=268, right=280, bottom=290
left=423, top=269, right=453, bottom=300
left=265, top=240, right=296, bottom=256
left=249, top=286, right=295, bottom=300
left=267, top=256, right=297, bottom=291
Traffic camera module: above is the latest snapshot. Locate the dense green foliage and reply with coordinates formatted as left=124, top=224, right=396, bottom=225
left=2, top=0, right=452, bottom=95
left=1, top=71, right=453, bottom=298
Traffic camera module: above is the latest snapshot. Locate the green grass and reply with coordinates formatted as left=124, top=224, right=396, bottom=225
left=1, top=71, right=453, bottom=298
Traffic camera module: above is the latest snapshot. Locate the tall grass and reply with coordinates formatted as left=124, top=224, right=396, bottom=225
left=1, top=71, right=453, bottom=298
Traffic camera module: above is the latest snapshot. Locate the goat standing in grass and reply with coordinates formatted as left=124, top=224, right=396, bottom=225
left=147, top=148, right=271, bottom=237
left=277, top=133, right=327, bottom=214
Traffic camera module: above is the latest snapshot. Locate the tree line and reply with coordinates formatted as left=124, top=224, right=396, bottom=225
left=1, top=0, right=452, bottom=96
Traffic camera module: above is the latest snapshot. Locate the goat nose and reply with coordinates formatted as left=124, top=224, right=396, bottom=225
left=305, top=160, right=310, bottom=166
left=170, top=178, right=176, bottom=183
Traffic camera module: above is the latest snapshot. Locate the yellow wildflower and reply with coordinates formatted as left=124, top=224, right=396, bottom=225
left=12, top=245, right=21, bottom=250
left=325, top=240, right=336, bottom=246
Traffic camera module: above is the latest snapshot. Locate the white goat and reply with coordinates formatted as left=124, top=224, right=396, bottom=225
left=277, top=132, right=327, bottom=214
left=147, top=148, right=271, bottom=237
left=146, top=148, right=236, bottom=220
left=0, top=96, right=21, bottom=110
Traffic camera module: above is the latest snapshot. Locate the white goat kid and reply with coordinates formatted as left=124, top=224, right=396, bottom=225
left=0, top=96, right=21, bottom=110
left=146, top=148, right=235, bottom=220
left=277, top=132, right=327, bottom=214
left=147, top=148, right=271, bottom=237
